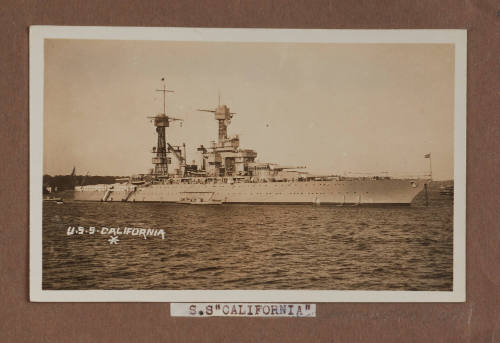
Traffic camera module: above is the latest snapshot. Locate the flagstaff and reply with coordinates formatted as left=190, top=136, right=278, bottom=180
left=423, top=153, right=432, bottom=207
left=425, top=153, right=432, bottom=181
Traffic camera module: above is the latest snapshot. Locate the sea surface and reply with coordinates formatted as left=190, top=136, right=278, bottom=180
left=42, top=186, right=453, bottom=290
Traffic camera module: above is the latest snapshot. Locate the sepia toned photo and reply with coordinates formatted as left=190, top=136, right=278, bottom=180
left=30, top=27, right=466, bottom=302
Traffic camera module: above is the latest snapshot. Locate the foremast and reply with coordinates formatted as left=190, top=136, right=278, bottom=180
left=148, top=78, right=183, bottom=176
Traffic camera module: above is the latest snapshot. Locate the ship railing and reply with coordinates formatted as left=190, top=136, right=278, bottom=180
left=76, top=184, right=138, bottom=192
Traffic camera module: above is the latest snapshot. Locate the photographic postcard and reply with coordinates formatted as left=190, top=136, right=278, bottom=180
left=30, top=26, right=466, bottom=302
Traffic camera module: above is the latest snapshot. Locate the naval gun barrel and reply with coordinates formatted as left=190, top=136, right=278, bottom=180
left=271, top=165, right=307, bottom=170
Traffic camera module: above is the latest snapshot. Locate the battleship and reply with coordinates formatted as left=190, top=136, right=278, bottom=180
left=74, top=81, right=426, bottom=205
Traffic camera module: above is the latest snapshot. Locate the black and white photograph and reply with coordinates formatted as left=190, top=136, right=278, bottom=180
left=30, top=27, right=466, bottom=302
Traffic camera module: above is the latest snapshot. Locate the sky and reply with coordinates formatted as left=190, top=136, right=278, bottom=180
left=43, top=39, right=455, bottom=180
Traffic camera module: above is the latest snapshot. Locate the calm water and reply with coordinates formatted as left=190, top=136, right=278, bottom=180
left=42, top=189, right=453, bottom=290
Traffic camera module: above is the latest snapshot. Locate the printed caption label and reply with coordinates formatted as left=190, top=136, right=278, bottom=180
left=171, top=303, right=316, bottom=317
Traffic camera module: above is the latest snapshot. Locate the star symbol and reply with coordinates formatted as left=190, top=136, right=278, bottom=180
left=108, top=235, right=120, bottom=245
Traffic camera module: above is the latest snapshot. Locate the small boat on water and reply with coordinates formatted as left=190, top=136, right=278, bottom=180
left=44, top=196, right=64, bottom=204
left=439, top=185, right=454, bottom=197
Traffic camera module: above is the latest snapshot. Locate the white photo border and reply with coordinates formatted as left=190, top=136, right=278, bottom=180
left=30, top=26, right=466, bottom=302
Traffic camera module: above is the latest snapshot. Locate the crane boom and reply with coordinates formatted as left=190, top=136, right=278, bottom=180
left=167, top=142, right=184, bottom=163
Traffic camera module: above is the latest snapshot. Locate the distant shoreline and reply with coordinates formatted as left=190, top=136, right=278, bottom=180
left=43, top=174, right=125, bottom=192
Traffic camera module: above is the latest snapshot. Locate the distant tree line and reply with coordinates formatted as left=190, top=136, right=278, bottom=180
left=43, top=175, right=123, bottom=192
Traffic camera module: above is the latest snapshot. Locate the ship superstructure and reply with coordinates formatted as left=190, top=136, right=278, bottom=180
left=196, top=101, right=257, bottom=178
left=74, top=81, right=426, bottom=205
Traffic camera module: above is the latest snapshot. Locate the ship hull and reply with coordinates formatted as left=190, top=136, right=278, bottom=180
left=74, top=179, right=425, bottom=205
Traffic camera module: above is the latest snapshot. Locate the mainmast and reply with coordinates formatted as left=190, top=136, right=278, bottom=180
left=197, top=99, right=236, bottom=143
left=196, top=98, right=257, bottom=177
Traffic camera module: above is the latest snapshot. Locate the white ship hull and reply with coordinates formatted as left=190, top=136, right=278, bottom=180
left=74, top=179, right=425, bottom=205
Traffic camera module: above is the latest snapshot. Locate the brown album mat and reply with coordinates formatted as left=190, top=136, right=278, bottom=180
left=1, top=0, right=499, bottom=342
